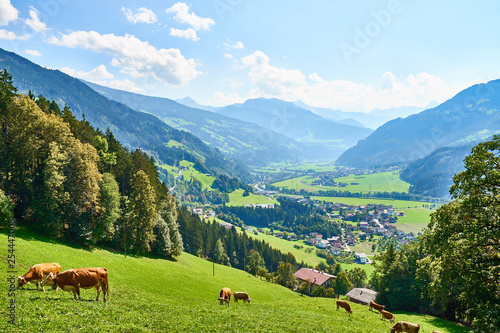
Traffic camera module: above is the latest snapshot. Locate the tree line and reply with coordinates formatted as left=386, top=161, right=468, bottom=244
left=268, top=184, right=442, bottom=202
left=176, top=206, right=305, bottom=275
left=0, top=70, right=182, bottom=258
left=216, top=197, right=342, bottom=238
left=370, top=136, right=500, bottom=332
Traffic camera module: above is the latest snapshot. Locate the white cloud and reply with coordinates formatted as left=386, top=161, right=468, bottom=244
left=166, top=2, right=215, bottom=31
left=224, top=53, right=233, bottom=59
left=60, top=67, right=76, bottom=77
left=121, top=7, right=157, bottom=24
left=0, top=0, right=18, bottom=26
left=94, top=79, right=142, bottom=94
left=169, top=28, right=198, bottom=41
left=240, top=50, right=464, bottom=112
left=0, top=29, right=29, bottom=40
left=241, top=51, right=306, bottom=95
left=77, top=65, right=114, bottom=80
left=224, top=41, right=244, bottom=49
left=209, top=92, right=244, bottom=106
left=25, top=7, right=49, bottom=32
left=47, top=31, right=202, bottom=85
left=25, top=49, right=41, bottom=56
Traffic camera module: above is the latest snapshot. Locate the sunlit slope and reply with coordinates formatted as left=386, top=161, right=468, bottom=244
left=0, top=230, right=467, bottom=332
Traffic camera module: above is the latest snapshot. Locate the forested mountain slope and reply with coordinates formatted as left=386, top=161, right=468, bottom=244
left=85, top=81, right=307, bottom=167
left=0, top=48, right=247, bottom=179
left=336, top=79, right=500, bottom=169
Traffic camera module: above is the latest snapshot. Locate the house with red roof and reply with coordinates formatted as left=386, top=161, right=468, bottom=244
left=293, top=268, right=336, bottom=291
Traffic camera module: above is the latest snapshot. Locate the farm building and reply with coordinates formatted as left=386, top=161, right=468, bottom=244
left=346, top=288, right=378, bottom=305
left=293, top=268, right=336, bottom=291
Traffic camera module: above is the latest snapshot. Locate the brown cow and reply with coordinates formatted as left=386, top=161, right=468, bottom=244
left=18, top=263, right=61, bottom=291
left=390, top=321, right=420, bottom=333
left=218, top=287, right=231, bottom=306
left=336, top=300, right=353, bottom=315
left=380, top=310, right=395, bottom=323
left=233, top=292, right=251, bottom=304
left=48, top=267, right=108, bottom=301
left=369, top=300, right=386, bottom=312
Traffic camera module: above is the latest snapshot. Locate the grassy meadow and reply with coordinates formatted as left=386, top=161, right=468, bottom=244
left=0, top=229, right=468, bottom=333
left=227, top=189, right=278, bottom=206
left=272, top=171, right=411, bottom=194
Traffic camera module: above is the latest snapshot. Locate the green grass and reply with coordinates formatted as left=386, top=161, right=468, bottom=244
left=272, top=171, right=411, bottom=194
left=395, top=208, right=433, bottom=234
left=227, top=189, right=278, bottom=206
left=315, top=196, right=434, bottom=209
left=0, top=230, right=468, bottom=332
left=178, top=161, right=215, bottom=190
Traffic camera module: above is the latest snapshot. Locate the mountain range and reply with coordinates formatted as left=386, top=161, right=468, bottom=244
left=215, top=98, right=373, bottom=160
left=0, top=47, right=248, bottom=180
left=84, top=82, right=308, bottom=166
left=336, top=79, right=500, bottom=169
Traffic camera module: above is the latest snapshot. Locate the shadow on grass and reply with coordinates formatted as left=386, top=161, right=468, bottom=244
left=426, top=317, right=469, bottom=333
left=2, top=227, right=179, bottom=263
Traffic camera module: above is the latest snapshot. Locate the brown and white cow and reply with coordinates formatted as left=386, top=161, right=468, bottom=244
left=233, top=292, right=251, bottom=304
left=18, top=263, right=61, bottom=291
left=390, top=321, right=420, bottom=333
left=380, top=310, right=395, bottom=323
left=369, top=300, right=386, bottom=312
left=336, top=300, right=353, bottom=315
left=218, top=287, right=231, bottom=306
left=48, top=267, right=108, bottom=301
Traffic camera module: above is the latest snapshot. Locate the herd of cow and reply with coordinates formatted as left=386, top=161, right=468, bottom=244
left=17, top=262, right=109, bottom=302
left=335, top=299, right=443, bottom=333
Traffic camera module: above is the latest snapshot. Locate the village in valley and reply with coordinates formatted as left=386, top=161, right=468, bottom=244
left=190, top=198, right=418, bottom=266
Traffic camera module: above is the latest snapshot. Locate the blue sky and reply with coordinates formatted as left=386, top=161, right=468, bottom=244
left=1, top=0, right=499, bottom=112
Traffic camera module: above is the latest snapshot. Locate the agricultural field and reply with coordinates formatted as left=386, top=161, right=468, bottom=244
left=1, top=230, right=467, bottom=332
left=227, top=189, right=278, bottom=206
left=315, top=196, right=435, bottom=210
left=273, top=171, right=411, bottom=194
left=395, top=208, right=433, bottom=234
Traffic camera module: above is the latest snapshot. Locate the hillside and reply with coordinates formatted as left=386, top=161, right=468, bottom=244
left=400, top=144, right=473, bottom=197
left=336, top=79, right=500, bottom=169
left=0, top=48, right=247, bottom=179
left=84, top=81, right=307, bottom=167
left=1, top=230, right=467, bottom=333
left=217, top=98, right=373, bottom=161
left=294, top=100, right=426, bottom=130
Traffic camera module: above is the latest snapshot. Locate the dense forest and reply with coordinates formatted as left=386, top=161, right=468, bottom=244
left=216, top=198, right=342, bottom=237
left=0, top=70, right=183, bottom=258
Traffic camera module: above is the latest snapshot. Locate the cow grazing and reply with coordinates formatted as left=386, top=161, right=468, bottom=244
left=219, top=287, right=231, bottom=306
left=49, top=267, right=108, bottom=301
left=233, top=292, right=251, bottom=304
left=380, top=310, right=395, bottom=323
left=18, top=263, right=61, bottom=291
left=336, top=300, right=353, bottom=315
left=390, top=321, right=420, bottom=333
left=369, top=301, right=386, bottom=312
left=432, top=331, right=443, bottom=333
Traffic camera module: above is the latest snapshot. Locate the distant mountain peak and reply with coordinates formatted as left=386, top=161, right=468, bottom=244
left=175, top=96, right=197, bottom=104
